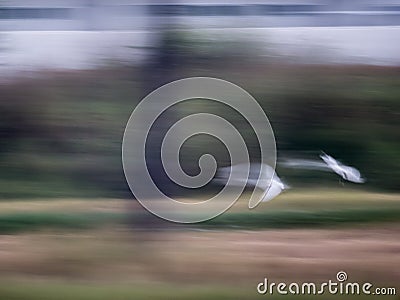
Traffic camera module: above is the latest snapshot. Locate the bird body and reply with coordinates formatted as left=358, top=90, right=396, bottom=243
left=319, top=153, right=365, bottom=183
left=215, top=163, right=288, bottom=203
left=281, top=153, right=365, bottom=183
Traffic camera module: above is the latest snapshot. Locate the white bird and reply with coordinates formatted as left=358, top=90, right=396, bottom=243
left=319, top=153, right=365, bottom=183
left=214, top=163, right=289, bottom=203
left=281, top=153, right=365, bottom=184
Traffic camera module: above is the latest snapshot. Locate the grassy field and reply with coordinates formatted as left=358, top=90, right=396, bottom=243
left=0, top=189, right=399, bottom=233
left=0, top=282, right=396, bottom=300
left=0, top=189, right=399, bottom=299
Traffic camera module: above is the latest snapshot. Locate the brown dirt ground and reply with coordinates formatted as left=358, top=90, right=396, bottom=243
left=0, top=224, right=399, bottom=287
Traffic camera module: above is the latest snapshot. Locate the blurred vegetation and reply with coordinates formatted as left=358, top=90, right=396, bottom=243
left=3, top=203, right=400, bottom=233
left=1, top=64, right=399, bottom=198
left=151, top=30, right=264, bottom=65
left=0, top=190, right=398, bottom=233
left=0, top=211, right=126, bottom=233
left=0, top=29, right=400, bottom=199
left=205, top=207, right=400, bottom=229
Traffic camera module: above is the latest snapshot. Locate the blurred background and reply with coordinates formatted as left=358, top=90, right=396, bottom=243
left=0, top=0, right=399, bottom=299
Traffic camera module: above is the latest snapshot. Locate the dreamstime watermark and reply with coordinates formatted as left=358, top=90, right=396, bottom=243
left=122, top=77, right=276, bottom=223
left=257, top=271, right=397, bottom=296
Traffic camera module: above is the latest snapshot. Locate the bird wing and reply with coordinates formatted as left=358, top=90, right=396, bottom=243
left=215, top=163, right=288, bottom=206
left=280, top=158, right=331, bottom=171
left=320, top=153, right=339, bottom=167
left=215, top=163, right=253, bottom=187
left=260, top=179, right=284, bottom=202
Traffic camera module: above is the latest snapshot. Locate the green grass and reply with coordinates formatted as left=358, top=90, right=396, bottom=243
left=203, top=189, right=400, bottom=228
left=0, top=190, right=399, bottom=233
left=0, top=212, right=127, bottom=233
left=204, top=207, right=400, bottom=229
left=2, top=206, right=400, bottom=233
left=0, top=282, right=394, bottom=300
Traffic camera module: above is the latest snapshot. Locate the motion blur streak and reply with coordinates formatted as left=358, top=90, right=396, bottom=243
left=0, top=1, right=399, bottom=299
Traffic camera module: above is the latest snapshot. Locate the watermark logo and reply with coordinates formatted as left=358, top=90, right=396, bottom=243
left=336, top=270, right=348, bottom=282
left=257, top=271, right=396, bottom=296
left=122, top=77, right=276, bottom=223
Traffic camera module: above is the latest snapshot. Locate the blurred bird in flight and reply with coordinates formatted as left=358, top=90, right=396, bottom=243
left=319, top=152, right=365, bottom=183
left=214, top=152, right=364, bottom=204
left=214, top=163, right=289, bottom=203
left=281, top=152, right=365, bottom=183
